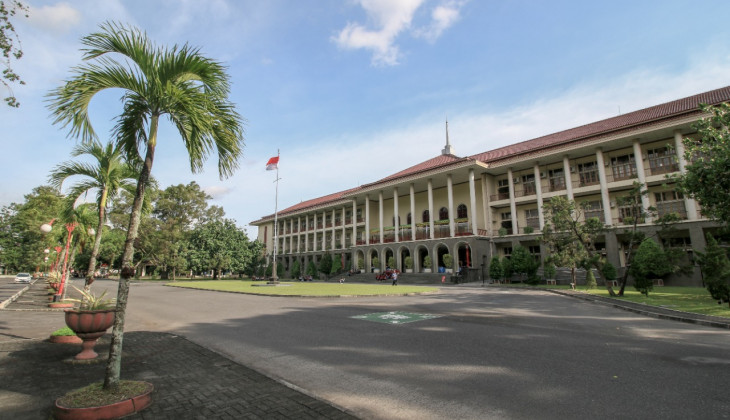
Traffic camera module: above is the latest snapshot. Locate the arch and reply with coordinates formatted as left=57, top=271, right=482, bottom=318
left=455, top=241, right=472, bottom=268
left=439, top=207, right=448, bottom=220
left=369, top=249, right=380, bottom=272
left=436, top=243, right=451, bottom=271
left=354, top=249, right=366, bottom=272
left=457, top=203, right=468, bottom=219
left=415, top=244, right=431, bottom=272
left=422, top=210, right=430, bottom=223
left=383, top=247, right=395, bottom=269
left=398, top=245, right=411, bottom=272
left=406, top=212, right=412, bottom=225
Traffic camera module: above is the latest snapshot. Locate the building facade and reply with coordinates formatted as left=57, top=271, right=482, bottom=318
left=251, top=86, right=730, bottom=285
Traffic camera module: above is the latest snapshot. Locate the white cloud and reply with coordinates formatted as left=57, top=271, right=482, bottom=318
left=204, top=185, right=233, bottom=199
left=333, top=0, right=466, bottom=66
left=413, top=1, right=464, bottom=42
left=28, top=2, right=82, bottom=33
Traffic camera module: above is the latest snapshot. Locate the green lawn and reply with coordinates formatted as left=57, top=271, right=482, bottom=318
left=517, top=284, right=730, bottom=318
left=166, top=280, right=439, bottom=296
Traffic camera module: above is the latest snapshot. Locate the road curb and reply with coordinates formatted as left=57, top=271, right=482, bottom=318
left=0, top=281, right=33, bottom=309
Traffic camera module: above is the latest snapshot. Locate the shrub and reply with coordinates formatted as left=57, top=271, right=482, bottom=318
left=423, top=255, right=432, bottom=270
left=585, top=269, right=597, bottom=289
left=387, top=256, right=395, bottom=269
left=404, top=256, right=413, bottom=269
left=489, top=256, right=502, bottom=282
left=442, top=254, right=453, bottom=269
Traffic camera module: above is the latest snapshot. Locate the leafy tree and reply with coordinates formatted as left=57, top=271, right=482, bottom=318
left=585, top=269, right=597, bottom=289
left=695, top=233, right=730, bottom=306
left=542, top=196, right=605, bottom=291
left=510, top=245, right=538, bottom=284
left=331, top=253, right=342, bottom=275
left=543, top=261, right=556, bottom=281
left=47, top=22, right=245, bottom=390
left=630, top=238, right=672, bottom=296
left=49, top=140, right=139, bottom=289
left=1, top=0, right=28, bottom=107
left=501, top=258, right=513, bottom=283
left=488, top=256, right=502, bottom=283
left=291, top=259, right=301, bottom=278
left=319, top=253, right=332, bottom=277
left=0, top=186, right=64, bottom=272
left=306, top=261, right=317, bottom=277
left=679, top=103, right=730, bottom=224
left=188, top=219, right=254, bottom=279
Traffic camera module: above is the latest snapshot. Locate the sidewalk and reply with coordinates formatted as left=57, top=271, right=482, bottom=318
left=0, top=281, right=357, bottom=420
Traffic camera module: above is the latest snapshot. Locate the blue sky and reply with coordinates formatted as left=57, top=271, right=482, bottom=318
left=3, top=0, right=730, bottom=238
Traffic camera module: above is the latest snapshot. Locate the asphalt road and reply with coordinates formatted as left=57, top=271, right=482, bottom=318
left=73, top=279, right=730, bottom=420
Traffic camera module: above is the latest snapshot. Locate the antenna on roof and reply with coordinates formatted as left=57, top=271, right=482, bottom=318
left=442, top=117, right=455, bottom=156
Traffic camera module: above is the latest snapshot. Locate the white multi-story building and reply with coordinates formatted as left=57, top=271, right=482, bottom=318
left=252, top=86, right=729, bottom=285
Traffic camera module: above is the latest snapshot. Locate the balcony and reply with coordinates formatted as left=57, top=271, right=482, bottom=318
left=646, top=161, right=679, bottom=176
left=576, top=170, right=600, bottom=187
left=656, top=200, right=687, bottom=219
left=609, top=163, right=638, bottom=182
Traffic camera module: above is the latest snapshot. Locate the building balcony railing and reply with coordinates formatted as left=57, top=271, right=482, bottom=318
left=434, top=224, right=450, bottom=238
left=608, top=163, right=638, bottom=182
left=646, top=162, right=679, bottom=176
left=455, top=221, right=472, bottom=236
left=490, top=191, right=510, bottom=201
left=656, top=200, right=688, bottom=219
left=575, top=171, right=600, bottom=188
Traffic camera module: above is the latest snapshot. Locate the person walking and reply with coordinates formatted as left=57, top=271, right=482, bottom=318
left=391, top=271, right=398, bottom=286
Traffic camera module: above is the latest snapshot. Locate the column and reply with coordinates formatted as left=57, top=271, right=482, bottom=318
left=595, top=149, right=613, bottom=226
left=563, top=155, right=574, bottom=200
left=409, top=183, right=416, bottom=241
left=331, top=209, right=336, bottom=250
left=674, top=130, right=698, bottom=220
left=352, top=199, right=357, bottom=246
left=482, top=174, right=492, bottom=234
left=427, top=179, right=435, bottom=239
left=533, top=163, right=545, bottom=229
left=393, top=187, right=399, bottom=242
left=321, top=211, right=326, bottom=251
left=378, top=191, right=384, bottom=244
left=447, top=174, right=455, bottom=237
left=633, top=139, right=652, bottom=222
left=365, top=195, right=371, bottom=245
left=507, top=168, right=517, bottom=234
left=341, top=206, right=346, bottom=249
left=469, top=169, right=477, bottom=234
left=305, top=214, right=309, bottom=252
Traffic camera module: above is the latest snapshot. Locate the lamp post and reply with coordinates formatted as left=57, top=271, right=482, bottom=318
left=52, top=246, right=62, bottom=272
left=43, top=249, right=50, bottom=275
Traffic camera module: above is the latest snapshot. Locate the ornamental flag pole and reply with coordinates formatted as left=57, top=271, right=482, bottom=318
left=266, top=151, right=281, bottom=283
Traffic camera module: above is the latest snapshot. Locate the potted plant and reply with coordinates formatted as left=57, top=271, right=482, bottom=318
left=49, top=326, right=82, bottom=344
left=372, top=257, right=380, bottom=273
left=442, top=254, right=453, bottom=273
left=358, top=258, right=364, bottom=273
left=423, top=255, right=432, bottom=273
left=64, top=286, right=117, bottom=360
left=404, top=256, right=413, bottom=273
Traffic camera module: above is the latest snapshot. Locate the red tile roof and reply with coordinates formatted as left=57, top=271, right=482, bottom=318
left=470, top=86, right=730, bottom=164
left=253, top=86, right=730, bottom=224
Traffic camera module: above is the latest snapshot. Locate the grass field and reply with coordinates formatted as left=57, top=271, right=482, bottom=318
left=166, top=280, right=439, bottom=296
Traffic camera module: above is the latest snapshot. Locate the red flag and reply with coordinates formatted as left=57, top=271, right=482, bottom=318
left=266, top=156, right=279, bottom=171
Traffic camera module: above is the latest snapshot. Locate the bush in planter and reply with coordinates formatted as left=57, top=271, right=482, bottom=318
left=423, top=255, right=432, bottom=271
left=442, top=254, right=453, bottom=270
left=404, top=256, right=413, bottom=270
left=387, top=256, right=395, bottom=269
left=358, top=258, right=364, bottom=271
left=372, top=257, right=380, bottom=271
left=498, top=227, right=508, bottom=237
left=523, top=226, right=534, bottom=234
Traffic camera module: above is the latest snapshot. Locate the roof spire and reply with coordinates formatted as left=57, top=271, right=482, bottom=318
left=442, top=117, right=455, bottom=155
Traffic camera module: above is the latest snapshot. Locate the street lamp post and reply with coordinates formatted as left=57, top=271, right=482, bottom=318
left=40, top=219, right=77, bottom=301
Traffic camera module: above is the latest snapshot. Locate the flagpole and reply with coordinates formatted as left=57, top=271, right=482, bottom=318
left=270, top=149, right=280, bottom=284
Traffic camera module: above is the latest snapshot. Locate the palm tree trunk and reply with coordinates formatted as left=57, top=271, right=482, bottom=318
left=104, top=118, right=158, bottom=390
left=85, top=188, right=108, bottom=291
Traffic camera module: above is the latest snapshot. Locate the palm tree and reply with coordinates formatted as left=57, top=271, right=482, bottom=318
left=49, top=140, right=139, bottom=291
left=47, top=22, right=245, bottom=390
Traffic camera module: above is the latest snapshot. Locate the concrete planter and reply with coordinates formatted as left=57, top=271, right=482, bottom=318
left=64, top=309, right=116, bottom=360
left=54, top=381, right=153, bottom=420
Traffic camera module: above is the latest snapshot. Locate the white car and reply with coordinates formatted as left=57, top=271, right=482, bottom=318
left=14, top=272, right=32, bottom=283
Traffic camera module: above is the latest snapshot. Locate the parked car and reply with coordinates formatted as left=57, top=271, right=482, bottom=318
left=14, top=272, right=32, bottom=283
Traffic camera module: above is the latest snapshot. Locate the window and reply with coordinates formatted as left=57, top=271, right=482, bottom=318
left=457, top=204, right=468, bottom=219
left=655, top=191, right=687, bottom=219
left=611, top=154, right=637, bottom=180
left=648, top=147, right=679, bottom=175
left=578, top=161, right=599, bottom=186
left=439, top=207, right=449, bottom=220
left=497, top=179, right=510, bottom=199
left=500, top=212, right=513, bottom=234
left=422, top=210, right=430, bottom=223
left=524, top=208, right=540, bottom=228
left=583, top=200, right=604, bottom=222
left=548, top=168, right=565, bottom=191
left=521, top=174, right=536, bottom=195
left=406, top=212, right=412, bottom=225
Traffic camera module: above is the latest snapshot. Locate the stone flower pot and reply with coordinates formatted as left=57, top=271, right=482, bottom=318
left=64, top=309, right=116, bottom=360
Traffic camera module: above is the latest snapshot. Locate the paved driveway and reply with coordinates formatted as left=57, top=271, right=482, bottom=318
left=108, top=281, right=730, bottom=420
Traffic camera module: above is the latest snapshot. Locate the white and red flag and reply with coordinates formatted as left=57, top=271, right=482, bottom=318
left=266, top=156, right=279, bottom=171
